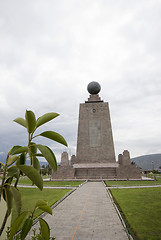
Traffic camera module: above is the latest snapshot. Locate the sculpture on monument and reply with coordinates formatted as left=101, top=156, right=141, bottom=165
left=52, top=82, right=141, bottom=180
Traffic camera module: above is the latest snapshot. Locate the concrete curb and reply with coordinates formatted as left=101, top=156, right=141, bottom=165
left=30, top=180, right=88, bottom=226
left=103, top=181, right=134, bottom=240
left=79, top=179, right=88, bottom=187
left=33, top=188, right=76, bottom=226
left=17, top=185, right=75, bottom=189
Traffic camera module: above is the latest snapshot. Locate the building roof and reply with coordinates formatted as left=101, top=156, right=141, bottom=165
left=73, top=163, right=119, bottom=169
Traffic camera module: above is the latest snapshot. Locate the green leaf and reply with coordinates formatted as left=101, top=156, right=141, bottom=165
left=10, top=211, right=28, bottom=240
left=7, top=166, right=19, bottom=178
left=35, top=200, right=52, bottom=215
left=25, top=110, right=36, bottom=134
left=12, top=146, right=28, bottom=155
left=5, top=177, right=13, bottom=185
left=5, top=187, right=13, bottom=216
left=7, top=155, right=19, bottom=166
left=40, top=131, right=68, bottom=147
left=34, top=153, right=44, bottom=157
left=13, top=117, right=27, bottom=128
left=37, top=145, right=57, bottom=172
left=35, top=199, right=48, bottom=207
left=38, top=204, right=52, bottom=215
left=2, top=188, right=6, bottom=201
left=9, top=145, right=22, bottom=155
left=33, top=156, right=40, bottom=171
left=16, top=152, right=26, bottom=165
left=17, top=165, right=43, bottom=190
left=36, top=112, right=59, bottom=128
left=10, top=186, right=22, bottom=215
left=39, top=217, right=50, bottom=240
left=21, top=217, right=33, bottom=240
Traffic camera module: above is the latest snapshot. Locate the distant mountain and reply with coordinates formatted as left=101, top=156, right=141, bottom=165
left=131, top=154, right=161, bottom=171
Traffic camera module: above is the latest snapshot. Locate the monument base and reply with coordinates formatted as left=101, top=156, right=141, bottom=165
left=73, top=163, right=118, bottom=179
left=51, top=160, right=141, bottom=180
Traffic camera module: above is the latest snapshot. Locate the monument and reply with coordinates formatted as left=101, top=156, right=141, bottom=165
left=52, top=82, right=141, bottom=180
left=76, top=81, right=115, bottom=164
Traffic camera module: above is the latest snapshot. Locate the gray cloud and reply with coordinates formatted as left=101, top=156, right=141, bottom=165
left=0, top=0, right=161, bottom=163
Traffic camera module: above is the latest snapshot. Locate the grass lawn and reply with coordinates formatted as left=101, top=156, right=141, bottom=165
left=11, top=188, right=70, bottom=225
left=13, top=178, right=84, bottom=187
left=43, top=181, right=84, bottom=187
left=111, top=187, right=161, bottom=240
left=105, top=177, right=161, bottom=187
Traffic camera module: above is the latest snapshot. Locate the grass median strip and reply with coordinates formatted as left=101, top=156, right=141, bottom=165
left=105, top=178, right=161, bottom=187
left=13, top=178, right=84, bottom=187
left=43, top=181, right=84, bottom=187
left=111, top=187, right=161, bottom=240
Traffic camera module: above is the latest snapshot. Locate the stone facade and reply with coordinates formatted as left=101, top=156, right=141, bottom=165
left=71, top=155, right=77, bottom=166
left=76, top=94, right=116, bottom=164
left=52, top=165, right=75, bottom=180
left=73, top=163, right=118, bottom=179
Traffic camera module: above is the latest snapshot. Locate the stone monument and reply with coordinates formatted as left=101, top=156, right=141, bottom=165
left=76, top=81, right=116, bottom=164
left=51, top=82, right=141, bottom=180
left=72, top=81, right=118, bottom=179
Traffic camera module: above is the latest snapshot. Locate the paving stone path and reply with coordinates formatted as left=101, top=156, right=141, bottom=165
left=27, top=181, right=128, bottom=240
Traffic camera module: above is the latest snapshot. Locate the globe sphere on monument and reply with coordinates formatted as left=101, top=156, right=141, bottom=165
left=87, top=81, right=101, bottom=95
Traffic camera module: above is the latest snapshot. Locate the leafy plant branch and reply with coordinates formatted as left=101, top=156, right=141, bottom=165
left=0, top=110, right=67, bottom=239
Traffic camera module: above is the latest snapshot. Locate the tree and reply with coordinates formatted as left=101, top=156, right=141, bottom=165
left=0, top=110, right=67, bottom=239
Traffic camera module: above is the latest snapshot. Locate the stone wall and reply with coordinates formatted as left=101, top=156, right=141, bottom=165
left=51, top=166, right=75, bottom=180
left=75, top=167, right=117, bottom=179
left=71, top=155, right=77, bottom=166
left=117, top=150, right=141, bottom=179
left=61, top=151, right=69, bottom=167
left=116, top=165, right=141, bottom=180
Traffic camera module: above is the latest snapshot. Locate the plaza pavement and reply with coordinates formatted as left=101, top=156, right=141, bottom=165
left=27, top=181, right=129, bottom=240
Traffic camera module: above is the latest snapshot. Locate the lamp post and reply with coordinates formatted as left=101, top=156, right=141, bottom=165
left=152, top=161, right=154, bottom=172
left=151, top=161, right=156, bottom=180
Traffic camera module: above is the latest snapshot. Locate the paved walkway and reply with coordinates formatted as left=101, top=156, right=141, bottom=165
left=27, top=182, right=128, bottom=240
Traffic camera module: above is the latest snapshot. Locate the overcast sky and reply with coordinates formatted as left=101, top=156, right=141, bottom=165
left=0, top=0, right=161, bottom=163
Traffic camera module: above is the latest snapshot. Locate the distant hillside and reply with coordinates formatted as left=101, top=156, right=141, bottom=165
left=131, top=154, right=161, bottom=171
